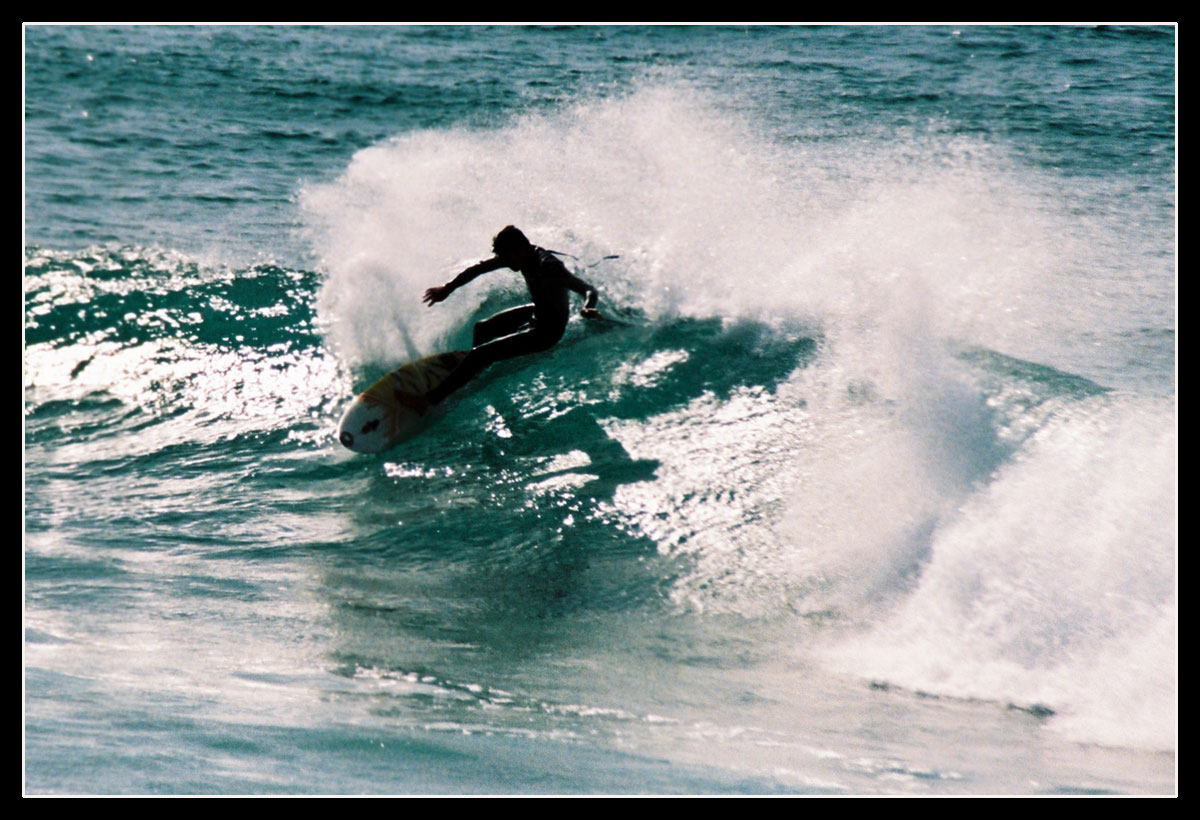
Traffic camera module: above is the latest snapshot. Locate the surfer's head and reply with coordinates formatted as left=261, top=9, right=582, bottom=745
left=493, top=225, right=532, bottom=265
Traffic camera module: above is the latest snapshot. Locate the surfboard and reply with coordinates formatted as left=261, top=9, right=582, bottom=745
left=337, top=350, right=469, bottom=454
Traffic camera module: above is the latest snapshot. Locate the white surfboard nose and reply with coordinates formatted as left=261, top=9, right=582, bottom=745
left=336, top=350, right=470, bottom=454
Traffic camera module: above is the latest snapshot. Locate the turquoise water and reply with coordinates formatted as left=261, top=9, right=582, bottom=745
left=24, top=25, right=1175, bottom=794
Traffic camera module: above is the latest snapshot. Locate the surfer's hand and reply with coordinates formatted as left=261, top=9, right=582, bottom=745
left=423, top=285, right=450, bottom=306
left=581, top=308, right=602, bottom=320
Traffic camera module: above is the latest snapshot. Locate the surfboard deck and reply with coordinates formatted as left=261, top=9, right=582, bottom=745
left=337, top=350, right=469, bottom=454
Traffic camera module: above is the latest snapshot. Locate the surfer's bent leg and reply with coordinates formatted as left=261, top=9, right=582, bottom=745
left=472, top=305, right=536, bottom=347
left=426, top=320, right=562, bottom=406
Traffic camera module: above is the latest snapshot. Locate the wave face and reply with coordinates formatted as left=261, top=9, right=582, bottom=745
left=25, top=25, right=1174, bottom=794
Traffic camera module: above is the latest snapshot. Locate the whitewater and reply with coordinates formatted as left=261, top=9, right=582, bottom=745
left=25, top=25, right=1175, bottom=794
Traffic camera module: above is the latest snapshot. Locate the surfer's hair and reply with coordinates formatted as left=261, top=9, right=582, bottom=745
left=492, top=225, right=531, bottom=256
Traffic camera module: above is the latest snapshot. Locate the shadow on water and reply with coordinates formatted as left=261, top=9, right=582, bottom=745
left=321, top=314, right=821, bottom=667
left=326, top=406, right=673, bottom=665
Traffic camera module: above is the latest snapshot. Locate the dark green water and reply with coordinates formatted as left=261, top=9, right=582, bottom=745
left=25, top=25, right=1175, bottom=794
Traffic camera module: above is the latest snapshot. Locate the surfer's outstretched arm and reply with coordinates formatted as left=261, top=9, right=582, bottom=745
left=423, top=257, right=506, bottom=306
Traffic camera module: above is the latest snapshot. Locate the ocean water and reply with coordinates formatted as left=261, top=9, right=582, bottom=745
left=23, top=25, right=1176, bottom=795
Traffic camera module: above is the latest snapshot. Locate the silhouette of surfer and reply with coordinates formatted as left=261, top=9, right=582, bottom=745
left=421, top=226, right=602, bottom=406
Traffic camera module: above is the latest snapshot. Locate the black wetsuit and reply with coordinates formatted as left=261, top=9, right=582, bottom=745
left=426, top=247, right=598, bottom=405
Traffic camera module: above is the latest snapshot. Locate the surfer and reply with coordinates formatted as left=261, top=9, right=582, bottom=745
left=421, top=225, right=602, bottom=406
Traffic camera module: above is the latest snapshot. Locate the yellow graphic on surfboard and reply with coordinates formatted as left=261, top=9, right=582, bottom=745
left=337, top=350, right=469, bottom=454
